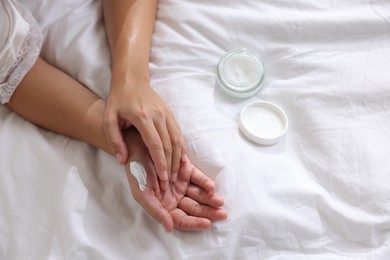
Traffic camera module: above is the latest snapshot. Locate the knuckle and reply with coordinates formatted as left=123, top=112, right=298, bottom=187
left=135, top=106, right=167, bottom=122
left=107, top=138, right=119, bottom=149
left=164, top=105, right=173, bottom=114
left=164, top=144, right=173, bottom=154
left=171, top=162, right=179, bottom=172
left=154, top=107, right=165, bottom=118
left=150, top=139, right=163, bottom=151
left=139, top=108, right=149, bottom=119
left=104, top=132, right=120, bottom=146
left=153, top=104, right=170, bottom=117
left=201, top=192, right=213, bottom=203
left=178, top=215, right=186, bottom=230
left=191, top=202, right=202, bottom=215
left=172, top=136, right=183, bottom=149
left=149, top=141, right=166, bottom=168
left=133, top=108, right=148, bottom=123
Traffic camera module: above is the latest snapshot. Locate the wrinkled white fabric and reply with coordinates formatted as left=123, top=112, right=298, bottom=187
left=0, top=0, right=42, bottom=104
left=1, top=0, right=390, bottom=259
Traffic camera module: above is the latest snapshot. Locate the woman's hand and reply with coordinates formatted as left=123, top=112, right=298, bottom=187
left=123, top=128, right=227, bottom=232
left=103, top=0, right=185, bottom=188
left=104, top=77, right=186, bottom=189
left=102, top=0, right=185, bottom=187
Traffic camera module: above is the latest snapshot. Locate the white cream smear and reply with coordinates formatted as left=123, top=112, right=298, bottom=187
left=242, top=106, right=284, bottom=138
left=223, top=53, right=261, bottom=87
left=129, top=161, right=147, bottom=191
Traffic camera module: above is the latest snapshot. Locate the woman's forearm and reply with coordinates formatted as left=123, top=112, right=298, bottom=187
left=103, top=0, right=158, bottom=89
left=101, top=0, right=186, bottom=182
left=6, top=58, right=112, bottom=155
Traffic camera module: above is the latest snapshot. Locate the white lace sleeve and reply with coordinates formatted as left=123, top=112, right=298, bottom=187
left=0, top=0, right=43, bottom=104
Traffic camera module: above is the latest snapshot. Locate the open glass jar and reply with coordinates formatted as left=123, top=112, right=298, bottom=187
left=216, top=48, right=288, bottom=145
left=217, top=48, right=265, bottom=99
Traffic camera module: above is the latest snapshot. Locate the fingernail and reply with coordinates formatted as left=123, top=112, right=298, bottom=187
left=115, top=153, right=122, bottom=164
left=181, top=154, right=188, bottom=162
left=162, top=223, right=169, bottom=232
left=162, top=170, right=168, bottom=181
left=171, top=172, right=178, bottom=182
left=164, top=181, right=169, bottom=191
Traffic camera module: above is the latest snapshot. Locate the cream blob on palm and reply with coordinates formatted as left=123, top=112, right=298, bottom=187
left=129, top=161, right=147, bottom=191
left=239, top=101, right=288, bottom=145
left=217, top=48, right=264, bottom=98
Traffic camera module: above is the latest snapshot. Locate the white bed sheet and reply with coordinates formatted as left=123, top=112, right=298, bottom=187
left=1, top=0, right=390, bottom=259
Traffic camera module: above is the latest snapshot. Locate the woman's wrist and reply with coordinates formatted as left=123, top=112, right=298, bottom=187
left=109, top=64, right=150, bottom=93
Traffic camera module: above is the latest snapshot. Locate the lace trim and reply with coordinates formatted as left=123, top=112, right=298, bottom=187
left=0, top=3, right=43, bottom=104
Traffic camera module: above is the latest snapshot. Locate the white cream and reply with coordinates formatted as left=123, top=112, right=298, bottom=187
left=217, top=48, right=265, bottom=99
left=129, top=161, right=147, bottom=191
left=223, top=53, right=262, bottom=87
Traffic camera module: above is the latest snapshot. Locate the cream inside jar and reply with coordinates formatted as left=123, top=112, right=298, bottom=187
left=217, top=48, right=264, bottom=99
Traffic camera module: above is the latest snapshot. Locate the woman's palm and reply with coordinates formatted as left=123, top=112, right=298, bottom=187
left=124, top=129, right=227, bottom=232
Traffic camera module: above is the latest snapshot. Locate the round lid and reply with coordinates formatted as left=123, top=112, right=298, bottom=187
left=239, top=101, right=288, bottom=145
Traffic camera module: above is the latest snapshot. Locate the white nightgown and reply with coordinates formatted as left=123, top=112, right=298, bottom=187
left=0, top=0, right=42, bottom=104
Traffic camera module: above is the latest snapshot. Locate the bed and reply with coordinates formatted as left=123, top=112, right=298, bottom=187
left=1, top=0, right=390, bottom=259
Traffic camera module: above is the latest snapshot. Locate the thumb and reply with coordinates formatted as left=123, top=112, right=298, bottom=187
left=103, top=115, right=128, bottom=164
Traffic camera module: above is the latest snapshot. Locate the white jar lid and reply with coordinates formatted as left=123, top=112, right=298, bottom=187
left=239, top=101, right=288, bottom=145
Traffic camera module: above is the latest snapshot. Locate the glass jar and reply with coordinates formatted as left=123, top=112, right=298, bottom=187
left=217, top=48, right=265, bottom=99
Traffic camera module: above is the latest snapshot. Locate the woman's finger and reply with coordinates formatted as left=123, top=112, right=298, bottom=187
left=170, top=208, right=212, bottom=231
left=166, top=116, right=185, bottom=182
left=134, top=119, right=169, bottom=187
left=188, top=163, right=216, bottom=192
left=154, top=118, right=173, bottom=184
left=103, top=109, right=128, bottom=164
left=185, top=184, right=225, bottom=208
left=139, top=195, right=174, bottom=232
left=178, top=197, right=228, bottom=221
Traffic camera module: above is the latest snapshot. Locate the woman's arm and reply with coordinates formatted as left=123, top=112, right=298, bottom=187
left=6, top=58, right=111, bottom=154
left=6, top=57, right=227, bottom=232
left=103, top=0, right=156, bottom=78
left=102, top=0, right=186, bottom=188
